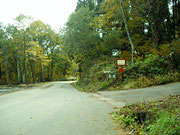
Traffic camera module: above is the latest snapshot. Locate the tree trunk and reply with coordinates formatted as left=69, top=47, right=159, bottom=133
left=63, top=70, right=66, bottom=78
left=120, top=0, right=135, bottom=63
left=0, top=62, right=1, bottom=84
left=47, top=66, right=50, bottom=81
left=172, top=0, right=176, bottom=39
left=17, top=53, right=21, bottom=84
left=40, top=64, right=43, bottom=82
left=22, top=56, right=26, bottom=83
left=147, top=0, right=160, bottom=48
left=63, top=63, right=67, bottom=78
left=22, top=36, right=26, bottom=83
left=30, top=62, right=35, bottom=83
left=163, top=0, right=172, bottom=42
left=50, top=60, right=54, bottom=79
left=178, top=1, right=180, bottom=38
left=42, top=49, right=45, bottom=82
left=42, top=65, right=45, bottom=82
left=5, top=56, right=10, bottom=84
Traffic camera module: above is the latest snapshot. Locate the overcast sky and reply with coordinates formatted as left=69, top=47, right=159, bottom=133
left=0, top=0, right=77, bottom=31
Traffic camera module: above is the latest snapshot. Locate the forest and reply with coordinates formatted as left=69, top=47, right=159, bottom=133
left=0, top=0, right=180, bottom=86
left=0, top=15, right=73, bottom=84
left=63, top=0, right=180, bottom=91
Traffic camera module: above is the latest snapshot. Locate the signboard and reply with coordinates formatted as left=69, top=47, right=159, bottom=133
left=116, top=59, right=126, bottom=82
left=116, top=59, right=126, bottom=66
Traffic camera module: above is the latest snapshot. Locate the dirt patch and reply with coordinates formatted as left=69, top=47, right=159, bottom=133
left=114, top=126, right=130, bottom=135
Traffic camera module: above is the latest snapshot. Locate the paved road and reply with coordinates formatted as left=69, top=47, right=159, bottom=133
left=92, top=82, right=180, bottom=108
left=0, top=82, right=118, bottom=135
left=0, top=81, right=180, bottom=135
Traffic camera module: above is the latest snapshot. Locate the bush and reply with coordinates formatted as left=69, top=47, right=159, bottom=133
left=149, top=112, right=180, bottom=135
left=75, top=52, right=180, bottom=92
left=112, top=95, right=180, bottom=135
left=159, top=40, right=180, bottom=70
left=75, top=55, right=117, bottom=92
left=124, top=54, right=165, bottom=80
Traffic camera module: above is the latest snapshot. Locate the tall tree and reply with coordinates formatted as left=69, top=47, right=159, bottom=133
left=120, top=0, right=135, bottom=63
left=14, top=14, right=32, bottom=83
left=0, top=25, right=13, bottom=84
left=76, top=0, right=95, bottom=11
left=0, top=23, right=3, bottom=83
left=6, top=24, right=21, bottom=84
left=29, top=20, right=49, bottom=82
left=63, top=7, right=100, bottom=75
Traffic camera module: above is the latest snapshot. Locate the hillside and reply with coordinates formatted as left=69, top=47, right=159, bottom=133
left=75, top=40, right=180, bottom=92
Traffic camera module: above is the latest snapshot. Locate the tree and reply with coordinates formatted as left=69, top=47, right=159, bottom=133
left=92, top=0, right=137, bottom=59
left=29, top=20, right=49, bottom=82
left=1, top=14, right=73, bottom=84
left=0, top=24, right=14, bottom=84
left=14, top=14, right=33, bottom=83
left=76, top=0, right=95, bottom=11
left=63, top=7, right=100, bottom=75
left=120, top=0, right=135, bottom=63
left=6, top=24, right=22, bottom=84
left=0, top=23, right=3, bottom=83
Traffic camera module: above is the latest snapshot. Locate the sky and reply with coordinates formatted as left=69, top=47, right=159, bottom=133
left=0, top=0, right=78, bottom=32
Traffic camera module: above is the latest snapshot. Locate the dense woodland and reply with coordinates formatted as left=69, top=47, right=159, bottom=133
left=64, top=0, right=180, bottom=81
left=0, top=0, right=180, bottom=85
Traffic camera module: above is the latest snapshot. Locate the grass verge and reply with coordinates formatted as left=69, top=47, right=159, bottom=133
left=112, top=95, right=180, bottom=135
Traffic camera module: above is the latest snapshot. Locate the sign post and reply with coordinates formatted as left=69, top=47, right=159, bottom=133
left=116, top=59, right=126, bottom=82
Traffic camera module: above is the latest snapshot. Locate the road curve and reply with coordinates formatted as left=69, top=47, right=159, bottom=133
left=0, top=81, right=118, bottom=135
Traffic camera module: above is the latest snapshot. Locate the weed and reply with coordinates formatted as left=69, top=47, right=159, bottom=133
left=75, top=54, right=180, bottom=92
left=112, top=95, right=180, bottom=135
left=148, top=111, right=180, bottom=135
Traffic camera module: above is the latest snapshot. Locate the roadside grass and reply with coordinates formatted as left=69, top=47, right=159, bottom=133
left=112, top=95, right=180, bottom=135
left=52, top=77, right=77, bottom=81
left=115, top=72, right=180, bottom=90
left=73, top=82, right=86, bottom=92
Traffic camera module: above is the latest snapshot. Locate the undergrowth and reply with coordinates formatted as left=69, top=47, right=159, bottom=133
left=74, top=40, right=180, bottom=92
left=112, top=95, right=180, bottom=135
left=75, top=53, right=180, bottom=92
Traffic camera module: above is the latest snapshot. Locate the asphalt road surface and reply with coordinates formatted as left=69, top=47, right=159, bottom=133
left=93, top=82, right=180, bottom=107
left=0, top=81, right=179, bottom=135
left=0, top=82, right=118, bottom=135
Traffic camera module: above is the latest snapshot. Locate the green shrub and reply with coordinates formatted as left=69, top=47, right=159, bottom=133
left=112, top=95, right=180, bottom=135
left=75, top=53, right=180, bottom=92
left=124, top=54, right=165, bottom=80
left=112, top=110, right=136, bottom=128
left=148, top=112, right=180, bottom=135
left=75, top=55, right=117, bottom=92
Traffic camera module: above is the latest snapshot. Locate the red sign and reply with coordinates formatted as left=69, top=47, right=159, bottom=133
left=118, top=68, right=125, bottom=82
left=116, top=59, right=126, bottom=83
left=119, top=68, right=125, bottom=72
